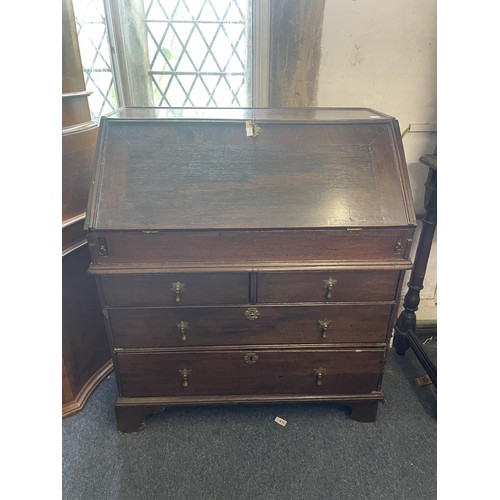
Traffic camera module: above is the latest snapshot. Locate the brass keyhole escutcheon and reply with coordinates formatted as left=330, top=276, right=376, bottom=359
left=171, top=281, right=186, bottom=303
left=179, top=368, right=191, bottom=387
left=317, top=319, right=332, bottom=339
left=323, top=276, right=337, bottom=300
left=176, top=321, right=189, bottom=341
left=394, top=237, right=404, bottom=253
left=244, top=353, right=259, bottom=365
left=314, top=367, right=326, bottom=386
left=245, top=307, right=260, bottom=321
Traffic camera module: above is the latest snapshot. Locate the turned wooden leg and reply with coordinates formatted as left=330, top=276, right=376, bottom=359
left=349, top=402, right=379, bottom=422
left=394, top=311, right=413, bottom=355
left=115, top=404, right=166, bottom=433
left=394, top=164, right=436, bottom=356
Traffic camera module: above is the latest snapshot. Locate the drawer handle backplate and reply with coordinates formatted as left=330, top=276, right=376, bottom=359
left=323, top=276, right=338, bottom=300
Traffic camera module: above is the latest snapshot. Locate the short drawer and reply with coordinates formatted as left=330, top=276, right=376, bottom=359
left=109, top=304, right=393, bottom=348
left=257, top=270, right=400, bottom=303
left=99, top=272, right=249, bottom=307
left=117, top=348, right=384, bottom=397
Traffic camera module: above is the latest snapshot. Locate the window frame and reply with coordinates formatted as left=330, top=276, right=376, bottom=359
left=96, top=0, right=269, bottom=113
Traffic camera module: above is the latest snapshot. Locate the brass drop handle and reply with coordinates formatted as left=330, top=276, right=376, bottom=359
left=179, top=368, right=192, bottom=387
left=171, top=281, right=186, bottom=303
left=323, top=276, right=337, bottom=300
left=317, top=319, right=332, bottom=339
left=314, top=367, right=326, bottom=386
left=176, top=321, right=189, bottom=341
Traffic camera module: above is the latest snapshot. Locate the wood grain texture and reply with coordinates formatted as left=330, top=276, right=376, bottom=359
left=62, top=0, right=110, bottom=418
left=257, top=269, right=400, bottom=303
left=116, top=348, right=384, bottom=397
left=99, top=268, right=400, bottom=307
left=268, top=0, right=325, bottom=107
left=86, top=107, right=416, bottom=428
left=87, top=228, right=415, bottom=266
left=62, top=360, right=113, bottom=418
left=62, top=360, right=74, bottom=405
left=100, top=272, right=249, bottom=307
left=62, top=92, right=92, bottom=128
left=62, top=126, right=99, bottom=221
left=87, top=119, right=412, bottom=230
left=62, top=246, right=111, bottom=401
left=114, top=393, right=384, bottom=432
left=108, top=303, right=393, bottom=348
left=62, top=0, right=85, bottom=93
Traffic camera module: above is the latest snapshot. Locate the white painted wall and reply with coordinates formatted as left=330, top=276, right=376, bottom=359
left=317, top=0, right=437, bottom=320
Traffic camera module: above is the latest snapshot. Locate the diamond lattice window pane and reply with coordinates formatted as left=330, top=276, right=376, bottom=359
left=73, top=0, right=119, bottom=120
left=197, top=2, right=219, bottom=22
left=145, top=0, right=251, bottom=107
left=225, top=1, right=245, bottom=22
left=210, top=0, right=232, bottom=20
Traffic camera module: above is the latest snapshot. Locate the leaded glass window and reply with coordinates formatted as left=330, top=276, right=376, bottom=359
left=145, top=0, right=251, bottom=107
left=73, top=0, right=119, bottom=120
left=72, top=0, right=252, bottom=119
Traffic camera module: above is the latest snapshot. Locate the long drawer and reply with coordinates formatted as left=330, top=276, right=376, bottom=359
left=257, top=269, right=400, bottom=303
left=108, top=304, right=393, bottom=348
left=117, top=348, right=385, bottom=397
left=100, top=272, right=249, bottom=307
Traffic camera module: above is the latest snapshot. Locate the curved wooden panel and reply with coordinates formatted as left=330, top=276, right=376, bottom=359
left=62, top=0, right=85, bottom=93
left=63, top=360, right=113, bottom=418
left=62, top=125, right=98, bottom=222
left=62, top=92, right=92, bottom=128
left=62, top=0, right=111, bottom=418
left=62, top=244, right=111, bottom=416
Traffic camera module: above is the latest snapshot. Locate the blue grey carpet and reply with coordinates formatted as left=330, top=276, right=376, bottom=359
left=62, top=347, right=437, bottom=500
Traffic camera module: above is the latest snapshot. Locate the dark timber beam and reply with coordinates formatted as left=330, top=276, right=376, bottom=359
left=268, top=0, right=325, bottom=107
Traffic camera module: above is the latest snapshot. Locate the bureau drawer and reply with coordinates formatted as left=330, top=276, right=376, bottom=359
left=109, top=304, right=392, bottom=348
left=257, top=270, right=400, bottom=303
left=99, top=272, right=249, bottom=307
left=117, top=348, right=384, bottom=397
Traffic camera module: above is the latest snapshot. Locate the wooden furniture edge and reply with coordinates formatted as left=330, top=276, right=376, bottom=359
left=88, top=260, right=413, bottom=275
left=62, top=359, right=114, bottom=418
left=114, top=392, right=385, bottom=432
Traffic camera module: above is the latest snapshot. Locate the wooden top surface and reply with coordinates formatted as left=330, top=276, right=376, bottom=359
left=86, top=107, right=415, bottom=231
left=103, top=107, right=394, bottom=123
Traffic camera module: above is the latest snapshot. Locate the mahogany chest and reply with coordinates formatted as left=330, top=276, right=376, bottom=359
left=85, top=107, right=416, bottom=432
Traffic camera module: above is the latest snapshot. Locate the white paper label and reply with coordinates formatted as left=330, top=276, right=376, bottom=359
left=274, top=417, right=287, bottom=427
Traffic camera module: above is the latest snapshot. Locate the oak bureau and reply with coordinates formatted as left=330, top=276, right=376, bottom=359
left=85, top=107, right=416, bottom=432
